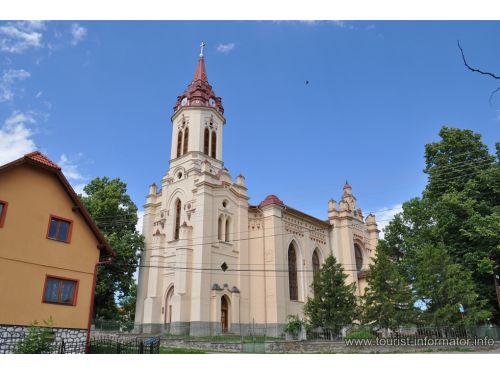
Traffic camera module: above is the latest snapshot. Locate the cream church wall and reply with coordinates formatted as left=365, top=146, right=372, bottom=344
left=135, top=49, right=379, bottom=336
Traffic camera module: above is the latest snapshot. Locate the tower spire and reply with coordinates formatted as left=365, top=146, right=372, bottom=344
left=193, top=42, right=208, bottom=82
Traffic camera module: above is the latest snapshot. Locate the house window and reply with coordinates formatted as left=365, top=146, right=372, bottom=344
left=43, top=276, right=78, bottom=306
left=288, top=243, right=298, bottom=301
left=47, top=216, right=73, bottom=243
left=0, top=200, right=7, bottom=228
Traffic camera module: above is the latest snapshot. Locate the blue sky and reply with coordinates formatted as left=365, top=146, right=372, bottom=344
left=1, top=21, right=499, bottom=233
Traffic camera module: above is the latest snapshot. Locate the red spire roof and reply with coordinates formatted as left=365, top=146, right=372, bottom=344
left=193, top=57, right=208, bottom=82
left=173, top=48, right=224, bottom=116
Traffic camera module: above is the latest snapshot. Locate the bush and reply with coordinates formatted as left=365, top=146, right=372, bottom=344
left=14, top=318, right=55, bottom=354
left=345, top=329, right=376, bottom=340
left=283, top=315, right=303, bottom=337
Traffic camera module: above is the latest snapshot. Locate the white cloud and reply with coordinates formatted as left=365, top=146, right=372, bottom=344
left=136, top=211, right=144, bottom=234
left=57, top=154, right=85, bottom=181
left=0, top=69, right=31, bottom=102
left=216, top=42, right=236, bottom=54
left=35, top=90, right=43, bottom=98
left=70, top=23, right=87, bottom=46
left=0, top=21, right=45, bottom=53
left=373, top=203, right=403, bottom=239
left=0, top=111, right=37, bottom=165
left=72, top=183, right=87, bottom=196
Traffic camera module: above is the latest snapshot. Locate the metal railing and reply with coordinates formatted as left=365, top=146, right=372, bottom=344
left=90, top=320, right=500, bottom=343
left=89, top=335, right=160, bottom=354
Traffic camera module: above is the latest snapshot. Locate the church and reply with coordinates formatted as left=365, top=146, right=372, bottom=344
left=135, top=44, right=379, bottom=336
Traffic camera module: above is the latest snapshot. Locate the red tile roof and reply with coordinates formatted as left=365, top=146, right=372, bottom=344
left=24, top=151, right=61, bottom=170
left=259, top=194, right=285, bottom=208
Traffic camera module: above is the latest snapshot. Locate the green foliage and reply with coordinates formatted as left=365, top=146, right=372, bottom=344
left=80, top=177, right=144, bottom=320
left=283, top=315, right=304, bottom=336
left=345, top=329, right=376, bottom=340
left=413, top=244, right=491, bottom=326
left=14, top=318, right=55, bottom=354
left=304, top=255, right=358, bottom=328
left=381, top=127, right=498, bottom=324
left=119, top=282, right=137, bottom=322
left=362, top=241, right=416, bottom=329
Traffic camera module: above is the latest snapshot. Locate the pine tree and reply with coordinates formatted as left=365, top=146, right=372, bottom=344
left=304, top=255, right=358, bottom=329
left=362, top=241, right=416, bottom=330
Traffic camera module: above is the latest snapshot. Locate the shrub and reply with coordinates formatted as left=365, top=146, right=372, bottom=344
left=283, top=315, right=303, bottom=336
left=14, top=318, right=55, bottom=354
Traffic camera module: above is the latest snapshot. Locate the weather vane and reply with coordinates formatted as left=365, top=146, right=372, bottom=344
left=200, top=41, right=206, bottom=58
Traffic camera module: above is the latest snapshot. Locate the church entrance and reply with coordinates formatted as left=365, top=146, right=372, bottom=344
left=221, top=296, right=229, bottom=333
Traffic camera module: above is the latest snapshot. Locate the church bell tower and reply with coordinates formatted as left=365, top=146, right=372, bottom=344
left=170, top=42, right=226, bottom=167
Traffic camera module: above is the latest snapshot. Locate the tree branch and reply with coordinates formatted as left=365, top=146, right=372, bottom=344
left=489, top=86, right=500, bottom=105
left=458, top=40, right=500, bottom=80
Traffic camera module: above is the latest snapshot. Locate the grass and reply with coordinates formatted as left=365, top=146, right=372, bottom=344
left=161, top=334, right=284, bottom=342
left=160, top=347, right=208, bottom=354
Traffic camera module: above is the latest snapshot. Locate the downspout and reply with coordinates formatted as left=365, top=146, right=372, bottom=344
left=86, top=256, right=113, bottom=353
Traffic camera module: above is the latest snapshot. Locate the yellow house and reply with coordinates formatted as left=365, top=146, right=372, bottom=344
left=0, top=151, right=114, bottom=352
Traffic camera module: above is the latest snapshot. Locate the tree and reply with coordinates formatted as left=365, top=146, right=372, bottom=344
left=304, top=255, right=358, bottom=328
left=362, top=241, right=416, bottom=330
left=413, top=243, right=491, bottom=326
left=80, top=177, right=144, bottom=320
left=383, top=127, right=499, bottom=324
left=119, top=282, right=137, bottom=322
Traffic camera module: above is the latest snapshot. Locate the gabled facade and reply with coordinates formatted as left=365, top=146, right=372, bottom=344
left=0, top=152, right=113, bottom=352
left=135, top=46, right=379, bottom=336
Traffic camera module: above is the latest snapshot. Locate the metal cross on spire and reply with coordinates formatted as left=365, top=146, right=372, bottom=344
left=200, top=41, right=206, bottom=58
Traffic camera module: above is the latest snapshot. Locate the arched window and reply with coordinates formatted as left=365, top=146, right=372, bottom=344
left=183, top=127, right=189, bottom=155
left=225, top=217, right=231, bottom=242
left=312, top=250, right=320, bottom=278
left=176, top=130, right=183, bottom=158
left=288, top=243, right=298, bottom=301
left=354, top=244, right=363, bottom=271
left=174, top=199, right=181, bottom=240
left=204, top=128, right=210, bottom=155
left=211, top=131, right=217, bottom=159
left=218, top=215, right=223, bottom=241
